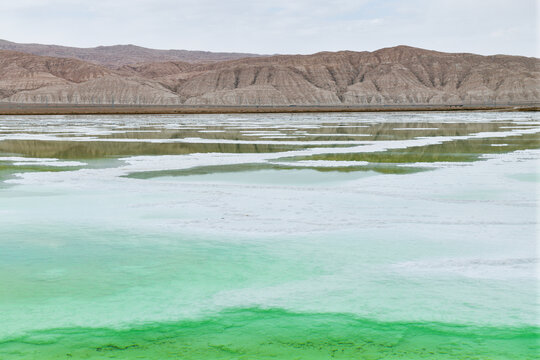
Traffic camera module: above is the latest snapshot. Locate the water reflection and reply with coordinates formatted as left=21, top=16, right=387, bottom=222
left=0, top=140, right=305, bottom=159
left=0, top=114, right=538, bottom=179
left=297, top=133, right=540, bottom=164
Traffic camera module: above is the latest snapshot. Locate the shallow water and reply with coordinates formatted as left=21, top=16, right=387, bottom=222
left=0, top=112, right=539, bottom=359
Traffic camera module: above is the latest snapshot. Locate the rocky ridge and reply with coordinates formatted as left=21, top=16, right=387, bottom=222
left=0, top=39, right=262, bottom=66
left=0, top=45, right=538, bottom=106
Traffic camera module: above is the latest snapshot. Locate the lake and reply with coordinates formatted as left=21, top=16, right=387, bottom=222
left=0, top=111, right=538, bottom=359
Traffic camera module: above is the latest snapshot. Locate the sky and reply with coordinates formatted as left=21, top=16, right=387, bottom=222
left=0, top=0, right=537, bottom=56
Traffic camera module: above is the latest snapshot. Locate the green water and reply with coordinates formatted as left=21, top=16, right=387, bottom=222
left=124, top=163, right=427, bottom=180
left=2, top=309, right=537, bottom=359
left=293, top=133, right=540, bottom=164
left=0, top=112, right=538, bottom=359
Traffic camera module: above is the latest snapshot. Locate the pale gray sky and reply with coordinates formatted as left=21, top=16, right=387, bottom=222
left=0, top=0, right=537, bottom=56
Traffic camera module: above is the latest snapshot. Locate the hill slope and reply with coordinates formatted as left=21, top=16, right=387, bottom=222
left=1, top=45, right=538, bottom=106
left=0, top=51, right=181, bottom=104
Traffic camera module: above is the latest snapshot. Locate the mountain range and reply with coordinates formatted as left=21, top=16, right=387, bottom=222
left=0, top=40, right=538, bottom=106
left=0, top=39, right=261, bottom=66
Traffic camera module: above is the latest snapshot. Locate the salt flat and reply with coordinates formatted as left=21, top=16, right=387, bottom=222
left=0, top=111, right=538, bottom=359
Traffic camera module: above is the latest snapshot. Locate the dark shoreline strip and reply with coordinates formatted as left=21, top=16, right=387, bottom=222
left=0, top=103, right=537, bottom=115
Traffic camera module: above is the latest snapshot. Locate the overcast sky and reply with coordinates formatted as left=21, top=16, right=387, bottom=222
left=0, top=0, right=537, bottom=56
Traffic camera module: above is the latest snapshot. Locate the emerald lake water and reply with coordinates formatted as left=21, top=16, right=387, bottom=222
left=0, top=112, right=538, bottom=359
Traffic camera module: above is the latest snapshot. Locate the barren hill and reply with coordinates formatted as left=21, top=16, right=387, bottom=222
left=0, top=51, right=181, bottom=104
left=0, top=39, right=261, bottom=66
left=0, top=45, right=538, bottom=106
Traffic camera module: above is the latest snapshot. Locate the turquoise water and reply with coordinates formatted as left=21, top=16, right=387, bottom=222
left=0, top=112, right=539, bottom=359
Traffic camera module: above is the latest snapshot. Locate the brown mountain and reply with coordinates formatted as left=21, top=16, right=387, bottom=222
left=0, top=39, right=261, bottom=66
left=0, top=50, right=181, bottom=104
left=0, top=45, right=538, bottom=106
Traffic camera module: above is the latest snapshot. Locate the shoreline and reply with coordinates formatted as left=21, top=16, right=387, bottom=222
left=0, top=103, right=537, bottom=115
